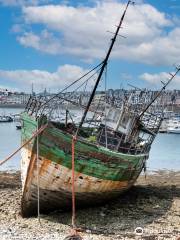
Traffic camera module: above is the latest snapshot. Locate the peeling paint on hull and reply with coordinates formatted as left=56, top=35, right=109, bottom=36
left=21, top=150, right=136, bottom=217
left=21, top=113, right=147, bottom=217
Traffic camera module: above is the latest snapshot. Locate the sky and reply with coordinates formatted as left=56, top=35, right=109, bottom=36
left=0, top=0, right=180, bottom=93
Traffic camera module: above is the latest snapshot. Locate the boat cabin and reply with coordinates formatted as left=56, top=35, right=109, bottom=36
left=98, top=107, right=155, bottom=155
left=102, top=106, right=136, bottom=135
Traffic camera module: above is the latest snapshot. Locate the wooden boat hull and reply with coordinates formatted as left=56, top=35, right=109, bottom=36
left=21, top=113, right=147, bottom=217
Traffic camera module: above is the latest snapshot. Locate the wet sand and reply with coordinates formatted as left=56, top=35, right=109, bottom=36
left=0, top=170, right=179, bottom=240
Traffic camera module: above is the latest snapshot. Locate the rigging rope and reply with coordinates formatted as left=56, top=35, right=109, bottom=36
left=39, top=61, right=104, bottom=113
left=48, top=66, right=102, bottom=119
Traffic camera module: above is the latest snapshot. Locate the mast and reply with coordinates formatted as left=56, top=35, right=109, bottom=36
left=77, top=0, right=132, bottom=134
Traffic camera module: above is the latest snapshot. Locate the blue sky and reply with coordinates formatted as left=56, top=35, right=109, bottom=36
left=0, top=0, right=180, bottom=93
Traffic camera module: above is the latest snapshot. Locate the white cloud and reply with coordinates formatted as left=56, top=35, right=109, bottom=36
left=139, top=71, right=180, bottom=89
left=124, top=28, right=180, bottom=65
left=17, top=30, right=62, bottom=54
left=14, top=0, right=180, bottom=65
left=0, top=65, right=91, bottom=92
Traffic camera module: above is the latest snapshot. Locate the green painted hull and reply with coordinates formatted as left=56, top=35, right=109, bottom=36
left=21, top=113, right=148, bottom=216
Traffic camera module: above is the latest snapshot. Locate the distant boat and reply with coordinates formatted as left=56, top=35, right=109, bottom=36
left=16, top=124, right=22, bottom=130
left=159, top=119, right=169, bottom=133
left=159, top=112, right=180, bottom=133
left=0, top=115, right=13, bottom=123
left=167, top=118, right=180, bottom=133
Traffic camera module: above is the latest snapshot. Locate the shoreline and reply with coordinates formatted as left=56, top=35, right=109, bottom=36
left=0, top=104, right=25, bottom=109
left=0, top=170, right=179, bottom=240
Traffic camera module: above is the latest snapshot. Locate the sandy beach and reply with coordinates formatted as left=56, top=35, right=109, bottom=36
left=0, top=170, right=179, bottom=240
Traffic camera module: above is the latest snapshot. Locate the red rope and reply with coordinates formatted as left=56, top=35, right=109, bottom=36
left=63, top=136, right=84, bottom=240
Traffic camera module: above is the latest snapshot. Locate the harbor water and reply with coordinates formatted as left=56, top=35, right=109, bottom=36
left=0, top=108, right=180, bottom=171
left=0, top=108, right=22, bottom=171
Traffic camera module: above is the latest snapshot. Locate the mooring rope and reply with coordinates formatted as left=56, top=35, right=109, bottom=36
left=63, top=135, right=83, bottom=240
left=0, top=123, right=48, bottom=167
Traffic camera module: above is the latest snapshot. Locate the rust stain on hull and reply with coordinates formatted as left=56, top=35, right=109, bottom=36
left=39, top=159, right=51, bottom=176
